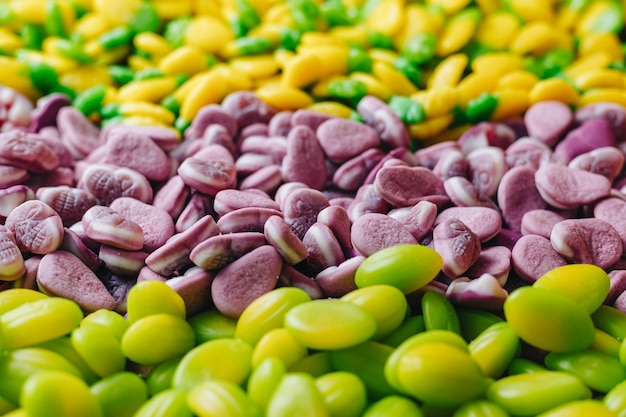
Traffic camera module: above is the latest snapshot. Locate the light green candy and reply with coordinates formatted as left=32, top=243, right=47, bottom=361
left=288, top=352, right=333, bottom=377
left=125, top=280, right=186, bottom=323
left=247, top=357, right=286, bottom=412
left=172, top=338, right=253, bottom=391
left=121, top=313, right=195, bottom=366
left=380, top=315, right=425, bottom=348
left=20, top=371, right=102, bottom=417
left=486, top=371, right=591, bottom=416
left=0, top=347, right=83, bottom=404
left=0, top=393, right=16, bottom=415
left=452, top=400, right=509, bottom=417
left=363, top=396, right=424, bottom=417
left=188, top=310, right=237, bottom=344
left=536, top=400, right=616, bottom=417
left=71, top=325, right=126, bottom=377
left=146, top=357, right=181, bottom=395
left=468, top=322, right=520, bottom=379
left=266, top=373, right=328, bottom=417
left=354, top=244, right=443, bottom=294
left=341, top=284, right=408, bottom=340
left=252, top=327, right=308, bottom=368
left=0, top=289, right=48, bottom=316
left=235, top=287, right=311, bottom=346
left=284, top=299, right=376, bottom=350
left=90, top=372, right=148, bottom=417
left=545, top=349, right=626, bottom=393
left=593, top=305, right=626, bottom=342
left=0, top=297, right=83, bottom=349
left=421, top=289, right=461, bottom=334
left=80, top=309, right=130, bottom=341
left=604, top=379, right=626, bottom=416
left=533, top=264, right=610, bottom=314
left=394, top=342, right=488, bottom=408
left=36, top=337, right=100, bottom=385
left=133, top=388, right=193, bottom=417
left=315, top=372, right=367, bottom=417
left=188, top=379, right=261, bottom=417
left=503, top=286, right=595, bottom=353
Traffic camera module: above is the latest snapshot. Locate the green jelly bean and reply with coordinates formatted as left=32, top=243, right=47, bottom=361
left=172, top=338, right=253, bottom=391
left=485, top=371, right=591, bottom=416
left=236, top=287, right=311, bottom=346
left=188, top=379, right=260, bottom=417
left=0, top=394, right=15, bottom=415
left=503, top=286, right=595, bottom=353
left=188, top=310, right=237, bottom=344
left=146, top=357, right=181, bottom=396
left=327, top=79, right=368, bottom=102
left=533, top=264, right=610, bottom=314
left=126, top=280, right=186, bottom=323
left=591, top=328, right=621, bottom=358
left=320, top=0, right=351, bottom=26
left=235, top=0, right=260, bottom=34
left=100, top=103, right=120, bottom=119
left=537, top=400, right=616, bottom=417
left=401, top=33, right=437, bottom=66
left=90, top=372, right=148, bottom=417
left=395, top=342, right=488, bottom=408
left=468, top=322, right=520, bottom=379
left=452, top=400, right=509, bottom=417
left=456, top=307, right=504, bottom=343
left=160, top=95, right=181, bottom=115
left=347, top=46, right=373, bottom=73
left=236, top=36, right=273, bottom=55
left=71, top=325, right=126, bottom=378
left=133, top=388, right=192, bottom=417
left=421, top=289, right=461, bottom=334
left=121, top=313, right=195, bottom=366
left=134, top=68, right=164, bottom=81
left=279, top=28, right=301, bottom=51
left=81, top=309, right=129, bottom=341
left=315, top=372, right=367, bottom=417
left=0, top=297, right=83, bottom=349
left=21, top=371, right=102, bottom=417
left=129, top=2, right=161, bottom=34
left=545, top=349, right=625, bottom=393
left=54, top=39, right=93, bottom=63
left=230, top=17, right=249, bottom=39
left=45, top=1, right=67, bottom=38
left=341, top=284, right=408, bottom=340
left=385, top=330, right=468, bottom=394
left=388, top=95, right=426, bottom=124
left=506, top=358, right=546, bottom=375
left=174, top=116, right=191, bottom=133
left=19, top=23, right=45, bottom=50
left=604, top=379, right=626, bottom=416
left=537, top=48, right=574, bottom=79
left=465, top=92, right=498, bottom=123
left=367, top=31, right=395, bottom=50
left=163, top=17, right=190, bottom=48
left=363, top=396, right=424, bottom=417
left=0, top=289, right=47, bottom=316
left=109, top=65, right=134, bottom=86
left=355, top=244, right=442, bottom=294
left=289, top=0, right=319, bottom=31
left=593, top=305, right=626, bottom=342
left=329, top=341, right=396, bottom=399
left=590, top=2, right=624, bottom=34
left=288, top=352, right=333, bottom=377
left=266, top=373, right=327, bottom=417
left=252, top=327, right=308, bottom=368
left=0, top=347, right=83, bottom=404
left=36, top=337, right=99, bottom=385
left=247, top=357, right=286, bottom=412
left=73, top=84, right=107, bottom=117
left=393, top=57, right=421, bottom=88
left=284, top=299, right=376, bottom=350
left=380, top=315, right=425, bottom=348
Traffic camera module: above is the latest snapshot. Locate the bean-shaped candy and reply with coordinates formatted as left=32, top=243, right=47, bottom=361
left=188, top=310, right=237, bottom=344
left=90, top=372, right=148, bottom=417
left=421, top=289, right=461, bottom=334
left=0, top=288, right=47, bottom=316
left=126, top=280, right=186, bottom=323
left=545, top=349, right=625, bottom=393
left=363, top=395, right=424, bottom=417
left=315, top=371, right=367, bottom=417
left=468, top=322, right=520, bottom=379
left=252, top=328, right=308, bottom=369
left=132, top=389, right=193, bottom=417
left=71, top=325, right=126, bottom=378
left=188, top=379, right=260, bottom=417
left=247, top=357, right=286, bottom=412
left=537, top=400, right=616, bottom=417
left=266, top=373, right=327, bottom=417
left=452, top=400, right=509, bottom=417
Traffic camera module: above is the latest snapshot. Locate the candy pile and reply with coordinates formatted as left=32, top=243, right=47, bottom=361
left=2, top=0, right=626, bottom=415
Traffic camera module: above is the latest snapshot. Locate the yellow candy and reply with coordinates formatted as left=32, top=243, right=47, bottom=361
left=365, top=0, right=405, bottom=37
left=72, top=12, right=112, bottom=41
left=230, top=55, right=279, bottom=80
left=372, top=61, right=417, bottom=96
left=578, top=32, right=624, bottom=62
left=368, top=48, right=400, bottom=66
left=497, top=70, right=540, bottom=91
left=179, top=70, right=230, bottom=121
left=575, top=0, right=620, bottom=38
left=252, top=328, right=308, bottom=368
left=255, top=82, right=314, bottom=110
left=158, top=45, right=210, bottom=77
left=575, top=68, right=625, bottom=90
left=509, top=21, right=571, bottom=56
left=456, top=72, right=498, bottom=106
left=306, top=101, right=354, bottom=118
left=133, top=32, right=173, bottom=60
left=297, top=45, right=349, bottom=78
left=58, top=65, right=112, bottom=93
left=93, top=0, right=142, bottom=26
left=491, top=89, right=530, bottom=120
left=394, top=4, right=443, bottom=49
left=0, top=289, right=48, bottom=316
left=117, top=77, right=179, bottom=103
left=0, top=29, right=23, bottom=54
left=427, top=53, right=468, bottom=88
left=126, top=280, right=186, bottom=323
left=117, top=101, right=176, bottom=125
left=152, top=0, right=193, bottom=19
left=436, top=8, right=480, bottom=57
left=529, top=78, right=579, bottom=104
left=471, top=53, right=524, bottom=77
left=127, top=54, right=154, bottom=72
left=537, top=400, right=616, bottom=417
left=475, top=11, right=520, bottom=50
left=9, top=0, right=48, bottom=24
left=408, top=114, right=454, bottom=139
left=427, top=0, right=471, bottom=16
left=412, top=87, right=458, bottom=118
left=329, top=25, right=369, bottom=46
left=506, top=0, right=555, bottom=22
left=563, top=52, right=612, bottom=80
left=578, top=88, right=626, bottom=109
left=184, top=16, right=234, bottom=54
left=188, top=379, right=259, bottom=417
left=349, top=72, right=393, bottom=101
left=282, top=52, right=324, bottom=88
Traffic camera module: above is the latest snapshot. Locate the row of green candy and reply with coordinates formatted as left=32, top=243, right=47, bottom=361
left=0, top=0, right=626, bottom=142
left=2, top=244, right=626, bottom=416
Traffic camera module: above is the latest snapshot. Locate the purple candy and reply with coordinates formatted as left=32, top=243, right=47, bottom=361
left=316, top=118, right=380, bottom=163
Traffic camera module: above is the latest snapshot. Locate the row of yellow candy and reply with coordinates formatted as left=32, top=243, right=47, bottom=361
left=0, top=0, right=624, bottom=142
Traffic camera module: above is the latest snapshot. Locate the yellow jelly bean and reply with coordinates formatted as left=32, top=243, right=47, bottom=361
left=21, top=371, right=103, bottom=417
left=475, top=11, right=520, bottom=51
left=497, top=70, right=540, bottom=91
left=184, top=16, right=233, bottom=54
left=117, top=77, right=179, bottom=103
left=9, top=0, right=48, bottom=24
left=395, top=5, right=443, bottom=50
left=471, top=53, right=524, bottom=77
left=247, top=357, right=286, bottom=412
left=468, top=322, right=520, bottom=379
left=456, top=71, right=498, bottom=106
left=266, top=373, right=327, bottom=417
left=575, top=68, right=625, bottom=90
left=117, top=101, right=176, bottom=124
left=372, top=61, right=417, bottom=95
left=408, top=114, right=455, bottom=140
left=0, top=289, right=48, bottom=316
left=315, top=372, right=367, bottom=417
left=128, top=55, right=154, bottom=72
left=255, top=82, right=314, bottom=110
left=252, top=328, right=308, bottom=368
left=578, top=32, right=624, bottom=62
left=212, top=63, right=253, bottom=91
left=126, top=280, right=186, bottom=323
left=119, top=115, right=171, bottom=128
left=575, top=0, right=620, bottom=38
left=427, top=0, right=471, bottom=16
left=158, top=45, right=210, bottom=77
left=0, top=297, right=83, bottom=349
left=349, top=72, right=393, bottom=101
left=427, top=53, right=468, bottom=88
left=591, top=329, right=621, bottom=358
left=58, top=65, right=113, bottom=92
left=281, top=52, right=323, bottom=88
left=365, top=0, right=405, bottom=37
left=578, top=88, right=626, bottom=108
left=491, top=89, right=530, bottom=120
left=412, top=86, right=459, bottom=117
left=284, top=299, right=377, bottom=350
left=329, top=25, right=369, bottom=47
left=133, top=32, right=173, bottom=59
left=188, top=379, right=260, bottom=417
left=506, top=0, right=554, bottom=22
left=563, top=52, right=613, bottom=80
left=152, top=0, right=193, bottom=19
left=306, top=101, right=354, bottom=118
left=179, top=70, right=230, bottom=121
left=509, top=21, right=571, bottom=57
left=0, top=29, right=22, bottom=54
left=436, top=7, right=481, bottom=57
left=538, top=400, right=616, bottom=417
left=341, top=285, right=408, bottom=340
left=71, top=325, right=126, bottom=378
left=529, top=78, right=579, bottom=105
left=368, top=48, right=399, bottom=66
left=0, top=57, right=40, bottom=100
left=93, top=0, right=141, bottom=25
left=72, top=13, right=112, bottom=42
left=230, top=55, right=278, bottom=80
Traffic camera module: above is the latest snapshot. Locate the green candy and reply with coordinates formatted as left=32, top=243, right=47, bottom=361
left=393, top=57, right=422, bottom=87
left=188, top=310, right=237, bottom=344
left=288, top=352, right=333, bottom=377
left=80, top=309, right=129, bottom=341
left=247, top=357, right=286, bottom=412
left=71, top=325, right=126, bottom=378
left=19, top=23, right=45, bottom=50
left=465, top=92, right=498, bottom=123
left=188, top=379, right=260, bottom=417
left=380, top=315, right=425, bottom=348
left=468, top=322, right=520, bottom=379
left=326, top=79, right=368, bottom=102
left=388, top=95, right=425, bottom=124
left=486, top=371, right=591, bottom=416
left=45, top=0, right=67, bottom=38
left=421, top=289, right=461, bottom=334
left=99, top=26, right=134, bottom=50
left=108, top=66, right=134, bottom=86
left=363, top=396, right=424, bottom=417
left=35, top=337, right=99, bottom=385
left=546, top=349, right=626, bottom=393
left=320, top=0, right=352, bottom=26
left=456, top=307, right=504, bottom=342
left=401, top=33, right=437, bottom=66
left=129, top=2, right=161, bottom=33
left=235, top=36, right=273, bottom=55
left=163, top=17, right=190, bottom=48
left=284, top=299, right=376, bottom=350
left=506, top=358, right=546, bottom=375
left=347, top=46, right=373, bottom=73
left=266, top=373, right=327, bottom=417
left=90, top=372, right=148, bottom=417
left=125, top=280, right=186, bottom=323
left=355, top=244, right=442, bottom=294
left=145, top=357, right=181, bottom=396
left=593, top=305, right=626, bottom=342
left=395, top=342, right=488, bottom=408
left=452, top=400, right=509, bottom=417
left=315, top=372, right=367, bottom=417
left=367, top=31, right=395, bottom=50
left=132, top=389, right=192, bottom=417
left=503, top=286, right=595, bottom=353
